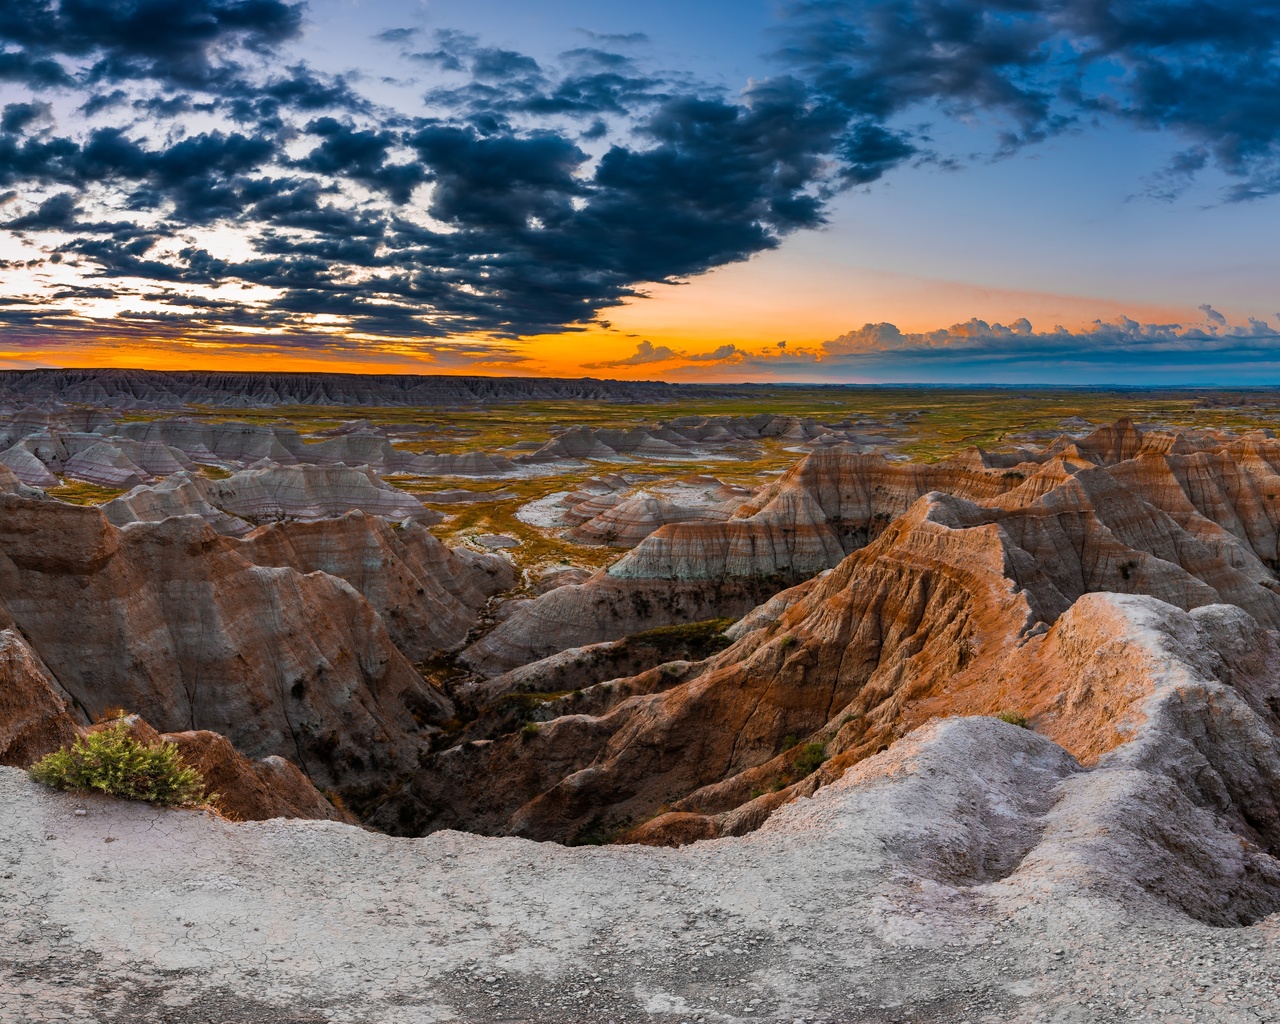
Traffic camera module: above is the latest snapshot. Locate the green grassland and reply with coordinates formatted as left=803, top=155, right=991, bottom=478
left=45, top=481, right=129, bottom=505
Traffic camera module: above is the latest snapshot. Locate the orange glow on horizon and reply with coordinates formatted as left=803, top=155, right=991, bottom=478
left=0, top=260, right=1201, bottom=380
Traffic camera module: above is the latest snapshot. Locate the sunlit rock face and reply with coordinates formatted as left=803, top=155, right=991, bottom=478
left=389, top=421, right=1280, bottom=887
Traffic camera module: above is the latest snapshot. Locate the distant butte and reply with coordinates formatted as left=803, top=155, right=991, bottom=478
left=0, top=368, right=759, bottom=408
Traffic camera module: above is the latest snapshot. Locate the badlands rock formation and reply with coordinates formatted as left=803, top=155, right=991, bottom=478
left=104, top=464, right=439, bottom=531
left=237, top=512, right=513, bottom=662
left=0, top=495, right=508, bottom=810
left=3, top=412, right=1280, bottom=1021
left=525, top=414, right=883, bottom=462
left=465, top=418, right=1280, bottom=669
left=418, top=423, right=1280, bottom=858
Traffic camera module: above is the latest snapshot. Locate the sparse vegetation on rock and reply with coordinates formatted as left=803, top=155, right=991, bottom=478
left=29, top=720, right=208, bottom=808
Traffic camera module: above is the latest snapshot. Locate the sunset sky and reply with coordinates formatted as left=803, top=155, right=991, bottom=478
left=2, top=0, right=1280, bottom=383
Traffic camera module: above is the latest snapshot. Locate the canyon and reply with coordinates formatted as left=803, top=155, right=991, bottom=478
left=1, top=379, right=1278, bottom=1022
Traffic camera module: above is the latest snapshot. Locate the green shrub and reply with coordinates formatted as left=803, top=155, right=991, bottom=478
left=29, top=721, right=207, bottom=808
left=997, top=710, right=1030, bottom=729
left=778, top=634, right=798, bottom=650
left=781, top=734, right=799, bottom=751
left=622, top=618, right=735, bottom=659
left=793, top=742, right=827, bottom=777
left=520, top=721, right=540, bottom=739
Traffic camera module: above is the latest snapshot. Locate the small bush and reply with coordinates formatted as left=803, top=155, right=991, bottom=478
left=29, top=721, right=207, bottom=808
left=781, top=734, right=799, bottom=751
left=793, top=742, right=827, bottom=777
left=520, top=721, right=540, bottom=739
left=778, top=634, right=798, bottom=651
left=997, top=710, right=1030, bottom=729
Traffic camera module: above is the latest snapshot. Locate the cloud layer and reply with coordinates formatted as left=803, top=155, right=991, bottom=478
left=0, top=1, right=1279, bottom=365
left=584, top=308, right=1280, bottom=384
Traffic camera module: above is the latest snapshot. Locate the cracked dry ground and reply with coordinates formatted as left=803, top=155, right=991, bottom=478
left=2, top=704, right=1279, bottom=1024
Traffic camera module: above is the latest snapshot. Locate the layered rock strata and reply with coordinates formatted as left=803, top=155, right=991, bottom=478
left=413, top=423, right=1280, bottom=866
left=0, top=496, right=455, bottom=809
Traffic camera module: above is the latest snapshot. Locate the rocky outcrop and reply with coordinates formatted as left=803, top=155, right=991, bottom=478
left=611, top=447, right=1032, bottom=581
left=62, top=442, right=152, bottom=487
left=236, top=512, right=514, bottom=661
left=565, top=492, right=735, bottom=547
left=0, top=463, right=42, bottom=498
left=200, top=464, right=435, bottom=523
left=0, top=444, right=58, bottom=487
left=0, top=628, right=79, bottom=768
left=102, top=474, right=253, bottom=535
left=103, top=463, right=443, bottom=530
left=114, top=419, right=306, bottom=465
left=0, top=496, right=450, bottom=808
left=159, top=727, right=355, bottom=824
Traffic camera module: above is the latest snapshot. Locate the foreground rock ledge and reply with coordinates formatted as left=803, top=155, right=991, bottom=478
left=2, top=706, right=1277, bottom=1022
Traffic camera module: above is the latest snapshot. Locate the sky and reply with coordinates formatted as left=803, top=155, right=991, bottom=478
left=2, top=0, right=1280, bottom=384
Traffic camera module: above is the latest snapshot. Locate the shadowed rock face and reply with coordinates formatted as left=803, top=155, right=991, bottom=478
left=0, top=496, right=459, bottom=810
left=459, top=576, right=779, bottom=677
left=0, top=628, right=79, bottom=768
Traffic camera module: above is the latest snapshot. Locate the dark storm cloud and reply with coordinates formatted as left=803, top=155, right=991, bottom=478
left=4, top=190, right=79, bottom=228
left=0, top=124, right=278, bottom=222
left=297, top=117, right=426, bottom=204
left=414, top=29, right=667, bottom=118
left=222, top=66, right=372, bottom=125
left=779, top=0, right=1280, bottom=197
left=0, top=50, right=75, bottom=88
left=1, top=101, right=52, bottom=134
left=0, top=0, right=303, bottom=87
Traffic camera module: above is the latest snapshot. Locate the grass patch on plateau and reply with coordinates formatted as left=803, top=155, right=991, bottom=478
left=46, top=481, right=128, bottom=505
